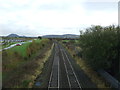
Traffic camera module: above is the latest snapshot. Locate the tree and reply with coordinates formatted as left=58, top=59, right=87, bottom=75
left=38, top=36, right=42, bottom=39
left=79, top=25, right=119, bottom=72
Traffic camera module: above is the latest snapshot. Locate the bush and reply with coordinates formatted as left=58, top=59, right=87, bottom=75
left=79, top=25, right=120, bottom=74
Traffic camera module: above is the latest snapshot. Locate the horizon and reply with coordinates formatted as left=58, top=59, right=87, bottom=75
left=0, top=0, right=118, bottom=37
left=1, top=33, right=80, bottom=37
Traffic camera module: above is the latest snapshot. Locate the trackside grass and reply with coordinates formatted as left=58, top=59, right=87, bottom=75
left=75, top=57, right=111, bottom=89
left=61, top=42, right=111, bottom=89
left=2, top=38, right=51, bottom=88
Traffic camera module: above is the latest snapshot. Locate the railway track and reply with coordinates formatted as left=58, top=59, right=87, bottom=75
left=48, top=42, right=82, bottom=89
left=48, top=43, right=59, bottom=88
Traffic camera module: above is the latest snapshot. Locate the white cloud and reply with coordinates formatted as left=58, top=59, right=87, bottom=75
left=0, top=0, right=118, bottom=36
left=85, top=0, right=119, bottom=2
left=89, top=11, right=118, bottom=25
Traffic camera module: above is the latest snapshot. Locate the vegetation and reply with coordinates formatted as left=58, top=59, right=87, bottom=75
left=61, top=25, right=120, bottom=88
left=38, top=36, right=42, bottom=39
left=62, top=40, right=70, bottom=43
left=66, top=48, right=110, bottom=89
left=79, top=25, right=120, bottom=80
left=2, top=37, right=35, bottom=40
left=2, top=39, right=52, bottom=88
left=10, top=42, right=31, bottom=58
left=62, top=39, right=111, bottom=88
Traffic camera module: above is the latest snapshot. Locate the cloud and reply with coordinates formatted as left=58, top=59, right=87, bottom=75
left=0, top=0, right=118, bottom=36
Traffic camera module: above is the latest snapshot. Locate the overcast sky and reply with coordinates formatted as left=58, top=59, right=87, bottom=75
left=0, top=0, right=119, bottom=36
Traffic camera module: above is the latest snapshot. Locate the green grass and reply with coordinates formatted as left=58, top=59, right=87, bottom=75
left=75, top=40, right=79, bottom=43
left=0, top=45, right=2, bottom=49
left=9, top=39, right=42, bottom=57
left=62, top=40, right=79, bottom=43
left=0, top=72, right=2, bottom=81
left=35, top=39, right=42, bottom=43
left=9, top=42, right=31, bottom=57
left=62, top=40, right=70, bottom=42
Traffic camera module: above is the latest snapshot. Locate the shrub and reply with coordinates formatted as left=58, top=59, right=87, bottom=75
left=79, top=25, right=120, bottom=74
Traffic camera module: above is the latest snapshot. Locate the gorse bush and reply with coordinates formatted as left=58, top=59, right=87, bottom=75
left=79, top=25, right=120, bottom=74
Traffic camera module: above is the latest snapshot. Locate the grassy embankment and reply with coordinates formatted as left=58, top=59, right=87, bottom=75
left=61, top=40, right=111, bottom=89
left=2, top=38, right=53, bottom=88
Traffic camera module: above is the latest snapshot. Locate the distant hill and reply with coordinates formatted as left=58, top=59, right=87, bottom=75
left=7, top=34, right=26, bottom=37
left=7, top=34, right=19, bottom=37
left=42, top=34, right=79, bottom=38
left=6, top=34, right=79, bottom=38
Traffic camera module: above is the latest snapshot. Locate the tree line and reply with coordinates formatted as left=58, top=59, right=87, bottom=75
left=79, top=25, right=120, bottom=79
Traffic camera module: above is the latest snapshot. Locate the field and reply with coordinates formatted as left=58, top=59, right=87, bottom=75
left=9, top=39, right=42, bottom=57
left=2, top=38, right=52, bottom=88
left=62, top=40, right=70, bottom=42
left=9, top=42, right=31, bottom=57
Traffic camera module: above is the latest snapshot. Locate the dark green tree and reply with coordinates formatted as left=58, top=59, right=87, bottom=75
left=79, top=25, right=120, bottom=75
left=38, top=36, right=42, bottom=39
